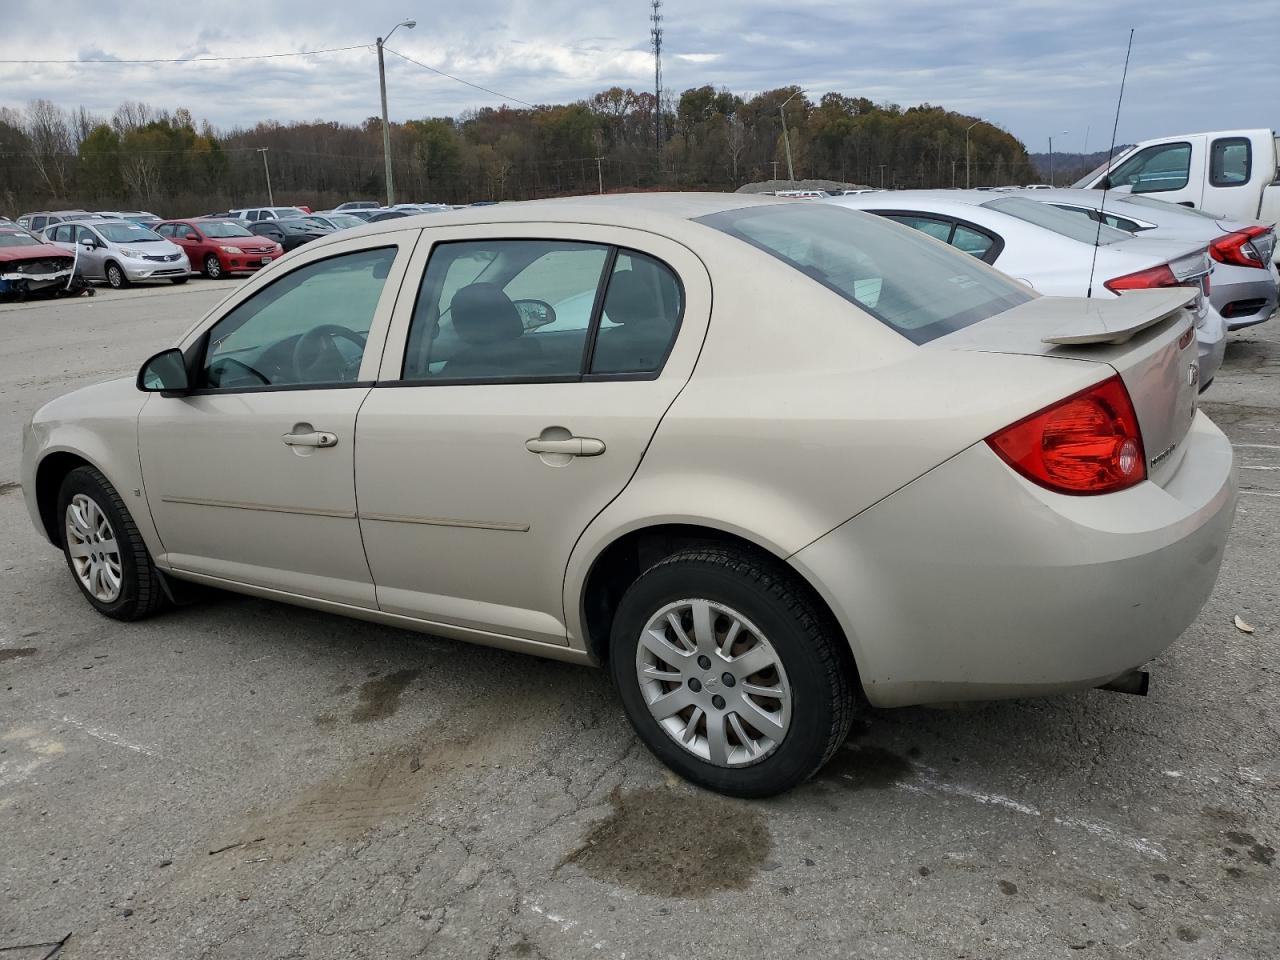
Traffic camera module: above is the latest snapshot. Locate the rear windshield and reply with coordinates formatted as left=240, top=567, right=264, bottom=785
left=1116, top=194, right=1222, bottom=221
left=695, top=203, right=1033, bottom=345
left=982, top=196, right=1131, bottom=245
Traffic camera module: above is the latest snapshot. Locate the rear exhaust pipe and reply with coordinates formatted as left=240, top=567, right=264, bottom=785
left=1098, top=669, right=1150, bottom=697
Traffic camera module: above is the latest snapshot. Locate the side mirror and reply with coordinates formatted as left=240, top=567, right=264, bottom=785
left=137, top=348, right=190, bottom=394
left=80, top=236, right=96, bottom=248
left=513, top=298, right=557, bottom=331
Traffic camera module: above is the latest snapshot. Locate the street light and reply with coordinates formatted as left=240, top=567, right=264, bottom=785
left=1048, top=130, right=1068, bottom=187
left=964, top=120, right=980, bottom=189
left=377, top=18, right=417, bottom=207
left=779, top=88, right=804, bottom=184
left=256, top=147, right=274, bottom=206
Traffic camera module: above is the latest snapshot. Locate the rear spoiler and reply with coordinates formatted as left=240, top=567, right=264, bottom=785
left=1041, top=288, right=1197, bottom=346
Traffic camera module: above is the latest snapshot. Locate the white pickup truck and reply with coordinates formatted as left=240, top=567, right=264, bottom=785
left=1075, top=129, right=1280, bottom=247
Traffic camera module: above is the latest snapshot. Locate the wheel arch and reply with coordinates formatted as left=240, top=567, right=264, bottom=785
left=34, top=450, right=96, bottom=544
left=576, top=522, right=859, bottom=686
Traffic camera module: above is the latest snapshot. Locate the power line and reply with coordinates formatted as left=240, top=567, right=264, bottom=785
left=0, top=45, right=370, bottom=65
left=381, top=47, right=538, bottom=110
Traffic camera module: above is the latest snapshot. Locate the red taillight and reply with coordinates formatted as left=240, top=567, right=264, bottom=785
left=1103, top=263, right=1178, bottom=293
left=987, top=375, right=1146, bottom=495
left=1209, top=226, right=1270, bottom=268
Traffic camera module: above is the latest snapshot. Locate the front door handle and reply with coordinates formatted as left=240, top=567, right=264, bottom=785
left=283, top=430, right=339, bottom=448
left=524, top=436, right=606, bottom=457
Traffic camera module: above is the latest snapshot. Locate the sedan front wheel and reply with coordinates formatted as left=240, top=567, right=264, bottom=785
left=57, top=466, right=166, bottom=620
left=610, top=546, right=857, bottom=797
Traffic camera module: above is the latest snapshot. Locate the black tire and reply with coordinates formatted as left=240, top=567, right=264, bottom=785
left=105, top=262, right=129, bottom=289
left=170, top=276, right=189, bottom=285
left=203, top=254, right=223, bottom=279
left=609, top=546, right=857, bottom=797
left=56, top=466, right=166, bottom=621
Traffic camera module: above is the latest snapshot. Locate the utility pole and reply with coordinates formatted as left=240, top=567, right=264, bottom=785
left=771, top=160, right=779, bottom=182
left=964, top=120, right=980, bottom=189
left=377, top=18, right=417, bottom=207
left=779, top=88, right=803, bottom=184
left=879, top=164, right=886, bottom=189
left=650, top=1, right=663, bottom=168
left=595, top=157, right=604, bottom=195
left=256, top=147, right=274, bottom=206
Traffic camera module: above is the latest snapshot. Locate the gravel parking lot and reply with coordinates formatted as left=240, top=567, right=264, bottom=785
left=1, top=283, right=1277, bottom=959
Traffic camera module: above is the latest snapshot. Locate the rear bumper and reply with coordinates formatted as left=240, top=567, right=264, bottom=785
left=1196, top=306, right=1227, bottom=387
left=1212, top=264, right=1279, bottom=331
left=790, top=411, right=1237, bottom=708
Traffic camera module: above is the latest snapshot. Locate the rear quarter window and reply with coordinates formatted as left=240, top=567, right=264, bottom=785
left=696, top=203, right=1033, bottom=345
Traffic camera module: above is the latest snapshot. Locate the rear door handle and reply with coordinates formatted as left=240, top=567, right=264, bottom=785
left=525, top=436, right=606, bottom=457
left=283, top=430, right=339, bottom=448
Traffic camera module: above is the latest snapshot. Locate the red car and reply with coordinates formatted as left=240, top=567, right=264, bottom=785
left=154, top=219, right=283, bottom=279
left=0, top=226, right=75, bottom=299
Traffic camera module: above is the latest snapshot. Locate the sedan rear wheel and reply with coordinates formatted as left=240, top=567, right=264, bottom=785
left=610, top=546, right=857, bottom=797
left=105, top=262, right=129, bottom=289
left=203, top=254, right=223, bottom=279
left=57, top=466, right=166, bottom=620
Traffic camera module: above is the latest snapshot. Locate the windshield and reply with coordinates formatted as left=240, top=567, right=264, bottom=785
left=696, top=203, right=1033, bottom=345
left=200, top=220, right=254, bottom=238
left=98, top=222, right=165, bottom=243
left=0, top=231, right=42, bottom=246
left=982, top=197, right=1131, bottom=245
left=325, top=214, right=364, bottom=229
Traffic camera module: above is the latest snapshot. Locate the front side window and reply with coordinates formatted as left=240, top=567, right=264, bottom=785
left=1210, top=137, right=1251, bottom=187
left=1108, top=141, right=1191, bottom=194
left=403, top=240, right=610, bottom=382
left=50, top=224, right=72, bottom=243
left=697, top=203, right=1032, bottom=345
left=199, top=247, right=396, bottom=390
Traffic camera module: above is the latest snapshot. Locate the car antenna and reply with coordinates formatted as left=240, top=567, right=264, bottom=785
left=1087, top=27, right=1135, bottom=300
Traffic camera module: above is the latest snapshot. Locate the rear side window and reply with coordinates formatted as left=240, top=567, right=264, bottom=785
left=696, top=203, right=1033, bottom=345
left=1209, top=137, right=1251, bottom=187
left=401, top=240, right=683, bottom=382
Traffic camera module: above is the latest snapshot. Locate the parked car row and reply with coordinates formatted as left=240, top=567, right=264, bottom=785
left=825, top=184, right=1278, bottom=389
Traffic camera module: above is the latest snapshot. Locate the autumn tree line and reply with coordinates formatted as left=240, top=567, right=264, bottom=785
left=0, top=88, right=1036, bottom=216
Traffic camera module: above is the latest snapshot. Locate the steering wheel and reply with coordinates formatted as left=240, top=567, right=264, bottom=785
left=292, top=325, right=367, bottom=382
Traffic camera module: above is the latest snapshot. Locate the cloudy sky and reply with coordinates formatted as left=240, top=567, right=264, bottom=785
left=2, top=0, right=1276, bottom=153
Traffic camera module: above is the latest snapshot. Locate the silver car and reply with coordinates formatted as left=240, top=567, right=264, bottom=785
left=828, top=191, right=1230, bottom=390
left=21, top=195, right=1235, bottom=797
left=43, top=218, right=190, bottom=289
left=1012, top=189, right=1279, bottom=330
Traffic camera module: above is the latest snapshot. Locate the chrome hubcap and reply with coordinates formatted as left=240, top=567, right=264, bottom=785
left=635, top=599, right=792, bottom=767
left=65, top=494, right=122, bottom=602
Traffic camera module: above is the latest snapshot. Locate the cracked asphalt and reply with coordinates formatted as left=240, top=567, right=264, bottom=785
left=1, top=283, right=1277, bottom=959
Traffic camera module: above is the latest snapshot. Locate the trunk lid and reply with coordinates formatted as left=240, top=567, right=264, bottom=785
left=937, top=288, right=1201, bottom=486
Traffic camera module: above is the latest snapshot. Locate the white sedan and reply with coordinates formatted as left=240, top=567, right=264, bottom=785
left=827, top=190, right=1229, bottom=388
left=21, top=195, right=1236, bottom=796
